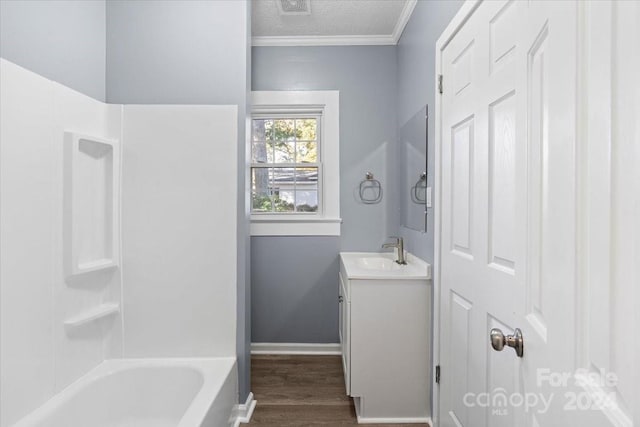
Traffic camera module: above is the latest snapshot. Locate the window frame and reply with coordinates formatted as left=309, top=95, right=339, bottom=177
left=250, top=91, right=341, bottom=236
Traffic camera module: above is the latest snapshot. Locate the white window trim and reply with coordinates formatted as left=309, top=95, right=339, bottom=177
left=250, top=91, right=341, bottom=236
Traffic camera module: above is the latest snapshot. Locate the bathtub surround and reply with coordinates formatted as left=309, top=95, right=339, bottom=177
left=0, top=0, right=254, bottom=403
left=0, top=60, right=122, bottom=426
left=105, top=0, right=253, bottom=401
left=0, top=60, right=240, bottom=426
left=121, top=105, right=237, bottom=357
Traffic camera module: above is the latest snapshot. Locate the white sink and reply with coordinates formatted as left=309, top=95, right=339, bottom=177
left=340, top=252, right=430, bottom=280
left=355, top=256, right=399, bottom=271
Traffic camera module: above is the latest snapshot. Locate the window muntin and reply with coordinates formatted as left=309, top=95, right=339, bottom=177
left=251, top=115, right=321, bottom=214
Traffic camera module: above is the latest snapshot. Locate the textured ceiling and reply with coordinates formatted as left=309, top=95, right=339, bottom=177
left=252, top=0, right=411, bottom=41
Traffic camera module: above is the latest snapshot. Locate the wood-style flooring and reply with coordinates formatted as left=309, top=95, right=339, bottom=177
left=243, top=355, right=430, bottom=427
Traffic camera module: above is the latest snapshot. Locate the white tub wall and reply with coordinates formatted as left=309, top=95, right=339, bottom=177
left=1, top=59, right=56, bottom=427
left=0, top=60, right=124, bottom=427
left=1, top=60, right=240, bottom=425
left=53, top=84, right=124, bottom=390
left=105, top=104, right=125, bottom=360
left=121, top=105, right=238, bottom=358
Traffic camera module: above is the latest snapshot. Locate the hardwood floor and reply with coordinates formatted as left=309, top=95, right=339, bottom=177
left=243, top=355, right=430, bottom=427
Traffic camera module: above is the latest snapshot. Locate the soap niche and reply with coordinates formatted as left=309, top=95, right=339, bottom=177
left=64, top=132, right=120, bottom=278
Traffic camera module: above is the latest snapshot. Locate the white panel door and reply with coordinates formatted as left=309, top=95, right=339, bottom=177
left=439, top=2, right=527, bottom=425
left=438, top=1, right=638, bottom=426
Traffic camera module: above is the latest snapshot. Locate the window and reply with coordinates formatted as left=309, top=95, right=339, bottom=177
left=251, top=91, right=340, bottom=236
left=251, top=115, right=321, bottom=214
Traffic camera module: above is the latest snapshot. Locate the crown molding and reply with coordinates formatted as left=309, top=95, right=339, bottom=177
left=251, top=0, right=418, bottom=47
left=392, top=0, right=418, bottom=44
left=252, top=34, right=396, bottom=47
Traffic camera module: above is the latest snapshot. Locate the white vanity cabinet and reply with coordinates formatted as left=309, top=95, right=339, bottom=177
left=339, top=252, right=431, bottom=424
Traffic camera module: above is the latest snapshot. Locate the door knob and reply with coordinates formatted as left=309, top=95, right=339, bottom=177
left=490, top=328, right=524, bottom=358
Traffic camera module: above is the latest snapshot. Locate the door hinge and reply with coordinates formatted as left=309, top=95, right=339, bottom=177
left=435, top=365, right=441, bottom=384
left=438, top=74, right=443, bottom=94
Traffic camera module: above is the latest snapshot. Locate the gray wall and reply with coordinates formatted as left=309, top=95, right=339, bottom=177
left=106, top=0, right=247, bottom=106
left=252, top=237, right=340, bottom=342
left=395, top=3, right=464, bottom=414
left=105, top=0, right=252, bottom=401
left=251, top=46, right=398, bottom=343
left=251, top=1, right=464, bottom=343
left=397, top=0, right=464, bottom=262
left=0, top=0, right=106, bottom=101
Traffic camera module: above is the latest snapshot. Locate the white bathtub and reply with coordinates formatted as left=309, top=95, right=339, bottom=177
left=12, top=358, right=238, bottom=427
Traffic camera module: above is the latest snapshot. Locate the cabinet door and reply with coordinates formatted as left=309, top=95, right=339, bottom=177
left=338, top=274, right=344, bottom=344
left=339, top=272, right=350, bottom=395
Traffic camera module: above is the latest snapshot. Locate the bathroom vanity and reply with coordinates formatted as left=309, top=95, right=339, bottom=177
left=339, top=252, right=431, bottom=424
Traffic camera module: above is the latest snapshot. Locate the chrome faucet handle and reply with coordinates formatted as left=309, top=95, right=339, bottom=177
left=388, top=236, right=402, bottom=242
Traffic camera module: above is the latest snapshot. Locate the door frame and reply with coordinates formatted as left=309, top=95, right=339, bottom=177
left=432, top=2, right=482, bottom=425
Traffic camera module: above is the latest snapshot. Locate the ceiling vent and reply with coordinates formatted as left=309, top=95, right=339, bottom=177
left=277, top=0, right=311, bottom=16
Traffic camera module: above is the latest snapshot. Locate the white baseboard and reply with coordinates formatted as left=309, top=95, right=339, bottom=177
left=356, top=417, right=432, bottom=425
left=232, top=392, right=257, bottom=427
left=251, top=342, right=341, bottom=355
left=356, top=413, right=432, bottom=425
left=354, top=398, right=431, bottom=425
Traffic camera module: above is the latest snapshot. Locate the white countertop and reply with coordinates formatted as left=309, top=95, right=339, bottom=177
left=339, top=251, right=431, bottom=280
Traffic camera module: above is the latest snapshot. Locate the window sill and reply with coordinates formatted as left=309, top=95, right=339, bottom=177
left=250, top=216, right=342, bottom=236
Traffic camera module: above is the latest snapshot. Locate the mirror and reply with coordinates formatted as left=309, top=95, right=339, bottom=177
left=400, top=105, right=428, bottom=232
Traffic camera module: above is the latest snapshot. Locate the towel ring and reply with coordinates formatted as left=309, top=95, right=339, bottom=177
left=359, top=172, right=383, bottom=204
left=411, top=172, right=427, bottom=204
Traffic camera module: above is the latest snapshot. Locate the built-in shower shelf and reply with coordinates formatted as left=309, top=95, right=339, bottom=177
left=77, top=259, right=117, bottom=274
left=64, top=303, right=119, bottom=329
left=64, top=131, right=120, bottom=278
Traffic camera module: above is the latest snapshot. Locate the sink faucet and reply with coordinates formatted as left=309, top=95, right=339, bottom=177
left=382, top=236, right=407, bottom=265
